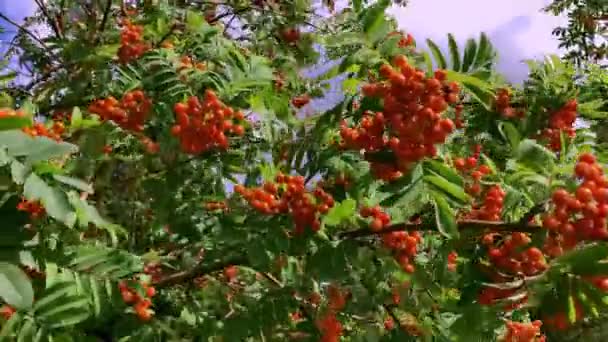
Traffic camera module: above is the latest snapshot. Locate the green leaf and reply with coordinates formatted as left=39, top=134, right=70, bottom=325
left=427, top=39, right=447, bottom=69
left=461, top=38, right=478, bottom=72
left=0, top=116, right=32, bottom=131
left=420, top=51, right=434, bottom=76
left=324, top=199, right=357, bottom=226
left=447, top=33, right=461, bottom=71
left=515, top=139, right=556, bottom=174
left=424, top=160, right=464, bottom=187
left=424, top=174, right=469, bottom=204
left=23, top=173, right=76, bottom=227
left=0, top=130, right=78, bottom=163
left=70, top=107, right=83, bottom=130
left=431, top=192, right=459, bottom=238
left=0, top=262, right=34, bottom=309
left=34, top=282, right=78, bottom=314
left=472, top=33, right=494, bottom=69
left=0, top=312, right=21, bottom=339
left=53, top=175, right=93, bottom=194
left=498, top=121, right=521, bottom=151
left=362, top=0, right=391, bottom=35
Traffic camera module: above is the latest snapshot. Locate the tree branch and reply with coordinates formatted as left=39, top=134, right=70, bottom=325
left=0, top=12, right=51, bottom=52
left=153, top=254, right=247, bottom=288
left=34, top=0, right=63, bottom=39
left=95, top=0, right=113, bottom=44
left=338, top=219, right=543, bottom=239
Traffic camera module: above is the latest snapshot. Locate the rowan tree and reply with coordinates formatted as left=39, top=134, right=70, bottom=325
left=0, top=0, right=608, bottom=341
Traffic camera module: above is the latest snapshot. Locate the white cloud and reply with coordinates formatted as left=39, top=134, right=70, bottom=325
left=388, top=0, right=568, bottom=82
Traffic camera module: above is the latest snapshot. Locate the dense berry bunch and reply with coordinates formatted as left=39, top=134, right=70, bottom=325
left=178, top=56, right=206, bottom=72
left=501, top=320, right=545, bottom=342
left=543, top=302, right=584, bottom=331
left=317, top=285, right=347, bottom=342
left=22, top=121, right=65, bottom=141
left=291, top=95, right=310, bottom=108
left=0, top=305, right=15, bottom=320
left=541, top=99, right=577, bottom=151
left=342, top=56, right=459, bottom=181
left=171, top=90, right=246, bottom=154
left=0, top=108, right=25, bottom=118
left=542, top=152, right=608, bottom=253
left=118, top=280, right=156, bottom=321
left=117, top=20, right=149, bottom=63
left=468, top=185, right=505, bottom=221
left=447, top=251, right=458, bottom=272
left=387, top=31, right=414, bottom=47
left=494, top=88, right=523, bottom=119
left=224, top=265, right=238, bottom=282
left=486, top=233, right=547, bottom=276
left=204, top=200, right=228, bottom=211
left=17, top=198, right=45, bottom=219
left=360, top=205, right=391, bottom=231
left=454, top=145, right=491, bottom=196
left=360, top=206, right=421, bottom=273
left=235, top=174, right=334, bottom=234
left=143, top=263, right=163, bottom=283
left=454, top=104, right=464, bottom=128
left=281, top=27, right=300, bottom=44
left=389, top=230, right=422, bottom=273
left=88, top=90, right=151, bottom=132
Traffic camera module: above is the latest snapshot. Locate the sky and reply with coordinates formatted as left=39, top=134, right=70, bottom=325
left=0, top=0, right=568, bottom=110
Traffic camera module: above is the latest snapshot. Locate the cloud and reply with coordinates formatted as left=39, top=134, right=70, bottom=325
left=388, top=0, right=568, bottom=82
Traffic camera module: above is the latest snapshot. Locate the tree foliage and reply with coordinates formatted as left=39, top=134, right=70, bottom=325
left=0, top=0, right=607, bottom=341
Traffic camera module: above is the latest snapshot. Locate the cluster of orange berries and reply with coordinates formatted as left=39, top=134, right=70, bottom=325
left=291, top=95, right=311, bottom=109
left=454, top=145, right=492, bottom=196
left=501, top=320, right=545, bottom=342
left=485, top=232, right=547, bottom=276
left=118, top=280, right=156, bottom=321
left=542, top=153, right=608, bottom=254
left=586, top=275, right=608, bottom=291
left=360, top=206, right=422, bottom=273
left=224, top=265, right=238, bottom=282
left=171, top=90, right=246, bottom=154
left=235, top=174, right=335, bottom=235
left=454, top=104, right=464, bottom=128
left=0, top=108, right=25, bottom=118
left=341, top=56, right=459, bottom=181
left=22, top=121, right=65, bottom=141
left=447, top=251, right=458, bottom=272
left=117, top=19, right=149, bottom=63
left=494, top=88, right=524, bottom=119
left=360, top=205, right=391, bottom=231
left=89, top=90, right=151, bottom=133
left=387, top=31, right=414, bottom=47
left=541, top=99, right=577, bottom=151
left=143, top=263, right=163, bottom=283
left=468, top=185, right=505, bottom=221
left=178, top=56, right=206, bottom=72
left=317, top=285, right=347, bottom=342
left=204, top=201, right=227, bottom=211
left=17, top=198, right=45, bottom=219
left=0, top=305, right=15, bottom=320
left=543, top=302, right=584, bottom=331
left=280, top=27, right=300, bottom=44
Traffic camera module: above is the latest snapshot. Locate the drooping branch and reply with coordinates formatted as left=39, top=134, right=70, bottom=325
left=153, top=254, right=247, bottom=287
left=338, top=219, right=543, bottom=239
